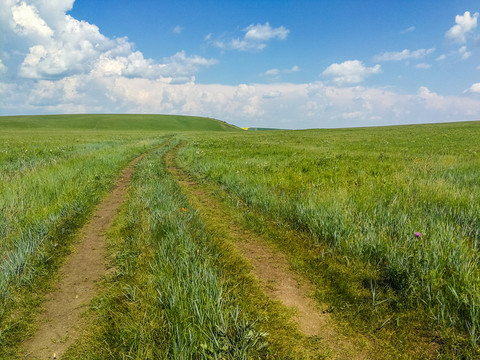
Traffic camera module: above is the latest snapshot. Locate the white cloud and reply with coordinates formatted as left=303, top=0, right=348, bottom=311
left=322, top=60, right=382, bottom=85
left=416, top=63, right=431, bottom=69
left=374, top=48, right=435, bottom=61
left=2, top=0, right=216, bottom=83
left=213, top=22, right=289, bottom=51
left=160, top=50, right=218, bottom=82
left=215, top=39, right=265, bottom=52
left=436, top=54, right=447, bottom=61
left=263, top=91, right=282, bottom=99
left=173, top=25, right=183, bottom=34
left=458, top=46, right=471, bottom=60
left=339, top=111, right=366, bottom=120
left=262, top=65, right=299, bottom=77
left=417, top=86, right=480, bottom=115
left=3, top=75, right=480, bottom=128
left=465, top=83, right=480, bottom=93
left=446, top=11, right=478, bottom=43
left=11, top=2, right=54, bottom=38
left=286, top=65, right=300, bottom=73
left=244, top=22, right=289, bottom=41
left=263, top=68, right=280, bottom=76
left=0, top=58, right=7, bottom=74
left=400, top=26, right=415, bottom=34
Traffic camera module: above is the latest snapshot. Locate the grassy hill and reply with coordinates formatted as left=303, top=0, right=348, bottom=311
left=0, top=114, right=240, bottom=132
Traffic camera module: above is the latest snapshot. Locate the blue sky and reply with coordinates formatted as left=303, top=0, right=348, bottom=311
left=0, top=0, right=479, bottom=128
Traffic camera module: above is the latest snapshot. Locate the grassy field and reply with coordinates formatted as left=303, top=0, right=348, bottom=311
left=0, top=114, right=241, bottom=358
left=177, top=121, right=480, bottom=357
left=1, top=115, right=479, bottom=358
left=0, top=132, right=163, bottom=354
left=62, top=143, right=268, bottom=359
left=0, top=114, right=239, bottom=131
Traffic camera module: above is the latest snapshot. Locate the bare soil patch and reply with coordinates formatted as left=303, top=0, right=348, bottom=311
left=20, top=152, right=149, bottom=360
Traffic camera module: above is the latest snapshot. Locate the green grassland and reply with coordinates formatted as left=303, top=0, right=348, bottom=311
left=178, top=121, right=480, bottom=357
left=0, top=114, right=239, bottom=358
left=0, top=132, right=164, bottom=356
left=0, top=114, right=239, bottom=131
left=1, top=114, right=479, bottom=358
left=63, top=143, right=268, bottom=359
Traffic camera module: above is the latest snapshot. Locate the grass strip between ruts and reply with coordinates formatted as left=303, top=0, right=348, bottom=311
left=63, top=142, right=270, bottom=359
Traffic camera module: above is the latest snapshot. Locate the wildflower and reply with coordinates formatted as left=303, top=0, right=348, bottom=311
left=414, top=232, right=422, bottom=238
left=182, top=207, right=187, bottom=212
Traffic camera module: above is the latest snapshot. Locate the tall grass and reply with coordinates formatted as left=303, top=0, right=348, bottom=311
left=178, top=122, right=480, bottom=350
left=127, top=144, right=266, bottom=358
left=0, top=130, right=162, bottom=355
left=64, top=143, right=267, bottom=359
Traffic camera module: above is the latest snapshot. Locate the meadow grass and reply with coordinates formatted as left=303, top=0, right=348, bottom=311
left=63, top=143, right=268, bottom=359
left=0, top=129, right=166, bottom=356
left=0, top=114, right=238, bottom=356
left=0, top=114, right=240, bottom=132
left=177, top=121, right=480, bottom=356
left=3, top=115, right=480, bottom=358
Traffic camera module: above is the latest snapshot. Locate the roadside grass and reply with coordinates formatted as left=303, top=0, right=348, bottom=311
left=64, top=143, right=270, bottom=359
left=172, top=144, right=438, bottom=359
left=0, top=130, right=164, bottom=358
left=166, top=144, right=331, bottom=359
left=234, top=196, right=442, bottom=359
left=177, top=121, right=480, bottom=358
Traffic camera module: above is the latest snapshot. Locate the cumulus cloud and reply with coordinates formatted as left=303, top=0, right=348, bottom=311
left=217, top=39, right=265, bottom=51
left=262, top=91, right=282, bottom=99
left=244, top=22, right=289, bottom=41
left=322, top=60, right=382, bottom=85
left=3, top=73, right=480, bottom=128
left=161, top=51, right=218, bottom=82
left=374, top=48, right=435, bottom=61
left=213, top=22, right=289, bottom=51
left=2, top=0, right=216, bottom=83
left=446, top=11, right=478, bottom=43
left=465, top=83, right=480, bottom=93
left=11, top=2, right=54, bottom=38
left=418, top=86, right=480, bottom=116
left=458, top=46, right=471, bottom=60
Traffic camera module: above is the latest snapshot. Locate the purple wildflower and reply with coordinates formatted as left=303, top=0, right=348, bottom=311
left=414, top=232, right=422, bottom=238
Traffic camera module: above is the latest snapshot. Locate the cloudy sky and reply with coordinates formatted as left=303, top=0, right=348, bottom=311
left=0, top=0, right=479, bottom=129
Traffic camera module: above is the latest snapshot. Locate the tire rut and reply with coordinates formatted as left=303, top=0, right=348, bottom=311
left=165, top=146, right=369, bottom=360
left=20, top=149, right=154, bottom=360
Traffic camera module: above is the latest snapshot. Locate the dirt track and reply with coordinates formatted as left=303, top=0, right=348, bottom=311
left=21, top=152, right=148, bottom=360
left=21, top=144, right=367, bottom=359
left=165, top=147, right=368, bottom=360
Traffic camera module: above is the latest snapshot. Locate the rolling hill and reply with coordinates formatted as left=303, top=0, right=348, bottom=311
left=0, top=114, right=240, bottom=132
